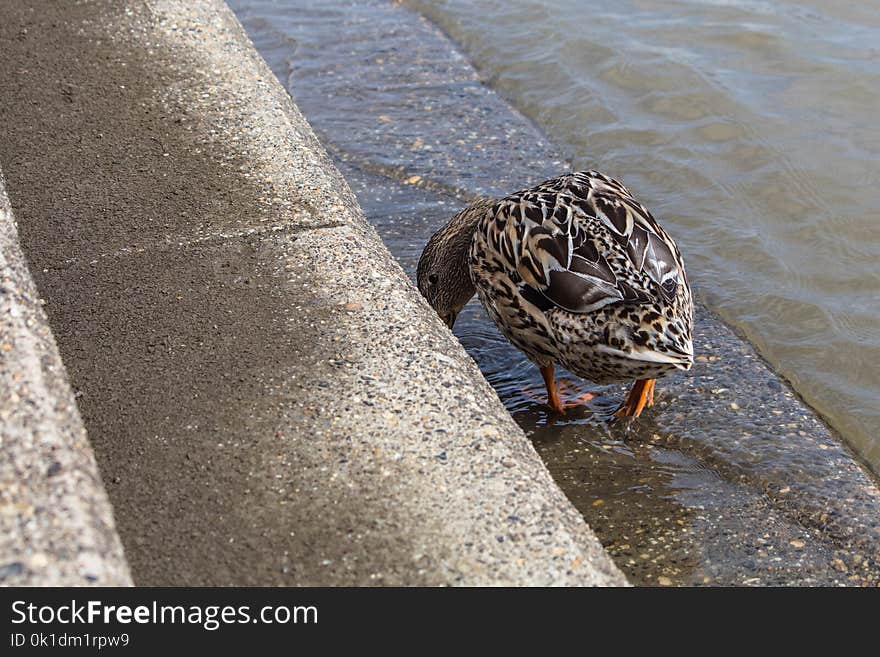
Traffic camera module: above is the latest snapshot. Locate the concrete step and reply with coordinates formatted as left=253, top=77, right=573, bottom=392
left=0, top=0, right=624, bottom=585
left=1, top=172, right=132, bottom=586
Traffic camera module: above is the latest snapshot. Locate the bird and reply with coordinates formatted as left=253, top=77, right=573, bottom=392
left=417, top=170, right=694, bottom=418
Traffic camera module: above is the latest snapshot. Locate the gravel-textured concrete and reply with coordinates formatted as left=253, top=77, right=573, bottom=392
left=0, top=171, right=132, bottom=586
left=230, top=0, right=880, bottom=586
left=0, top=0, right=625, bottom=585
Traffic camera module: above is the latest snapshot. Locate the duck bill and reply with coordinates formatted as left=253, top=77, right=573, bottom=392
left=442, top=311, right=458, bottom=329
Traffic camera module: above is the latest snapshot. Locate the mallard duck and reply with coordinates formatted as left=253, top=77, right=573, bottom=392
left=417, top=171, right=694, bottom=417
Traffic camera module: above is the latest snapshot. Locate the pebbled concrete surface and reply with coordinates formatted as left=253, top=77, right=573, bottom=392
left=0, top=0, right=624, bottom=585
left=230, top=0, right=880, bottom=586
left=0, top=171, right=132, bottom=586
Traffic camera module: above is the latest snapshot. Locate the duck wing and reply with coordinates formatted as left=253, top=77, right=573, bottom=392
left=490, top=171, right=683, bottom=314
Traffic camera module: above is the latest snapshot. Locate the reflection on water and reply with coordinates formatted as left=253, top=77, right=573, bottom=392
left=339, top=160, right=880, bottom=585
left=229, top=0, right=880, bottom=585
left=406, top=0, right=880, bottom=475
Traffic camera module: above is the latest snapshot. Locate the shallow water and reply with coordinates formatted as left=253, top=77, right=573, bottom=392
left=405, top=0, right=880, bottom=473
left=228, top=0, right=880, bottom=584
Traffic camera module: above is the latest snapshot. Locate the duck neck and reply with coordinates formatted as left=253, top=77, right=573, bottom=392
left=443, top=198, right=493, bottom=295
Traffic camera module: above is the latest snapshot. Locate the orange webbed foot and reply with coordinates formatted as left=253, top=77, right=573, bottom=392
left=537, top=365, right=595, bottom=413
left=614, top=379, right=656, bottom=419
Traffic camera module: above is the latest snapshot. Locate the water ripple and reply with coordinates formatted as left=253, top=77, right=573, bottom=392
left=407, top=0, right=880, bottom=472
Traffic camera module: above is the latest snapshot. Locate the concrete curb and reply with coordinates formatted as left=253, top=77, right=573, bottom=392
left=0, top=171, right=132, bottom=586
left=225, top=0, right=880, bottom=585
left=0, top=0, right=625, bottom=585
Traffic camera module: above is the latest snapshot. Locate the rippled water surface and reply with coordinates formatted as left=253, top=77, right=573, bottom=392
left=228, top=0, right=880, bottom=584
left=407, top=0, right=880, bottom=471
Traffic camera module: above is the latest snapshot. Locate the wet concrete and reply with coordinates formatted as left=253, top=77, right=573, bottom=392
left=230, top=0, right=880, bottom=585
left=0, top=0, right=623, bottom=585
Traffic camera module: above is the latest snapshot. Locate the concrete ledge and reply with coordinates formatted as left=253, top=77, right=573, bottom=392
left=0, top=172, right=132, bottom=586
left=0, top=0, right=624, bottom=585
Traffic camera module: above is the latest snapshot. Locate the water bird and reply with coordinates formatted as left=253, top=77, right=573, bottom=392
left=417, top=171, right=694, bottom=417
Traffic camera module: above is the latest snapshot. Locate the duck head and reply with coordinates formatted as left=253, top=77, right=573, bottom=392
left=417, top=201, right=489, bottom=328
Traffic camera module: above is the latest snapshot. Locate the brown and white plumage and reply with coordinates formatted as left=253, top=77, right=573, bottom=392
left=418, top=171, right=694, bottom=417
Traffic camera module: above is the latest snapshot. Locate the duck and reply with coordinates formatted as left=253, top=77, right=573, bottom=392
left=417, top=170, right=694, bottom=417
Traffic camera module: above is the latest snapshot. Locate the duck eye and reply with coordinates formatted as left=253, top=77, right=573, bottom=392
left=428, top=273, right=439, bottom=286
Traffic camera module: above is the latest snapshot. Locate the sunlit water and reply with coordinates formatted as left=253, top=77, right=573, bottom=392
left=228, top=0, right=880, bottom=584
left=406, top=0, right=880, bottom=472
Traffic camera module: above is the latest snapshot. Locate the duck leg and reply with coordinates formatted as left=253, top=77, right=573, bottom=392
left=540, top=365, right=565, bottom=413
left=615, top=378, right=656, bottom=418
left=538, top=364, right=596, bottom=413
left=518, top=365, right=598, bottom=412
